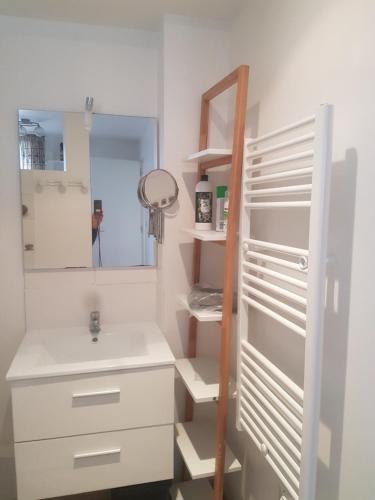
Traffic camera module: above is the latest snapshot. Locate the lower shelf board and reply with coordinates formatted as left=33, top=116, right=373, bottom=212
left=175, top=421, right=241, bottom=480
left=175, top=357, right=236, bottom=403
left=170, top=479, right=213, bottom=499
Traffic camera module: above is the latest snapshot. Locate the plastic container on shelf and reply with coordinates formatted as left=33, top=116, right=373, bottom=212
left=215, top=185, right=227, bottom=232
left=195, top=174, right=213, bottom=230
left=223, top=189, right=229, bottom=233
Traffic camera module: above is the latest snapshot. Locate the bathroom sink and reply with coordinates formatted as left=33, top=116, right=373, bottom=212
left=7, top=322, right=175, bottom=381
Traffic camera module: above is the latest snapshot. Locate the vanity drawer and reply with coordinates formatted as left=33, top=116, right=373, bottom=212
left=15, top=424, right=173, bottom=500
left=12, top=366, right=174, bottom=442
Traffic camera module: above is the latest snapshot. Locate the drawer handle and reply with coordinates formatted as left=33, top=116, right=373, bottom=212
left=72, top=388, right=120, bottom=399
left=74, top=448, right=121, bottom=460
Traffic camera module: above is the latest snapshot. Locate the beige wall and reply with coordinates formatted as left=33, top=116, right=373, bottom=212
left=0, top=15, right=159, bottom=498
left=228, top=1, right=375, bottom=499
left=158, top=15, right=231, bottom=359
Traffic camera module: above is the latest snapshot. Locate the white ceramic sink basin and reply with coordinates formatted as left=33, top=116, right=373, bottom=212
left=7, top=322, right=175, bottom=381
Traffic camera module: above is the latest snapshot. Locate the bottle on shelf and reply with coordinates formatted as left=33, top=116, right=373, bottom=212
left=215, top=185, right=228, bottom=232
left=195, top=174, right=213, bottom=230
left=223, top=189, right=229, bottom=233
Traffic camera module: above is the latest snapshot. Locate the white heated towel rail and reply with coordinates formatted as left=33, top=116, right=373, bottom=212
left=237, top=105, right=332, bottom=500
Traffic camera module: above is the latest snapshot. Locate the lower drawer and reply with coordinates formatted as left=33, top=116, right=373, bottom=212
left=15, top=425, right=173, bottom=500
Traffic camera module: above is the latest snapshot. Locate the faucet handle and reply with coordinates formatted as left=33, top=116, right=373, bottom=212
left=90, top=310, right=100, bottom=320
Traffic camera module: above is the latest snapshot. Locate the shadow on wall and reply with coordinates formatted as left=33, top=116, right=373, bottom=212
left=226, top=100, right=260, bottom=140
left=317, top=148, right=357, bottom=500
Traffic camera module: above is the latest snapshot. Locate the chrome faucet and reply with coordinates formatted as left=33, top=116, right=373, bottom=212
left=89, top=310, right=101, bottom=336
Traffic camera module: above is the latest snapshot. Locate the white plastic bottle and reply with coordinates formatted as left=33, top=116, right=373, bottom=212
left=223, top=189, right=229, bottom=233
left=195, top=174, right=213, bottom=230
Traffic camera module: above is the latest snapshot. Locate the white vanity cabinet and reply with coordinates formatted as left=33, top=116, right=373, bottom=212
left=7, top=323, right=175, bottom=500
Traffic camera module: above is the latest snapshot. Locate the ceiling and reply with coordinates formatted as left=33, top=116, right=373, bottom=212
left=0, top=0, right=243, bottom=30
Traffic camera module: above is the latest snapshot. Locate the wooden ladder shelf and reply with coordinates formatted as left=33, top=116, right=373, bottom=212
left=173, top=65, right=249, bottom=500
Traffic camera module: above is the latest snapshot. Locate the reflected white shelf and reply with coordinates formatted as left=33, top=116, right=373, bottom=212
left=177, top=294, right=222, bottom=322
left=176, top=357, right=235, bottom=403
left=170, top=479, right=213, bottom=500
left=186, top=148, right=232, bottom=163
left=182, top=228, right=226, bottom=242
left=175, top=421, right=241, bottom=479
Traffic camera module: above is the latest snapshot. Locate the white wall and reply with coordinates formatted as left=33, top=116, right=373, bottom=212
left=0, top=15, right=159, bottom=498
left=228, top=1, right=375, bottom=499
left=24, top=268, right=157, bottom=331
left=158, top=14, right=231, bottom=359
left=157, top=13, right=233, bottom=481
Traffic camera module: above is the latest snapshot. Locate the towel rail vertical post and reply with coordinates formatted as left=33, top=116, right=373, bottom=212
left=237, top=104, right=333, bottom=500
left=299, top=104, right=333, bottom=499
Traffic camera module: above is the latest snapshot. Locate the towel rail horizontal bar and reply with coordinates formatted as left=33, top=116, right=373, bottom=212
left=240, top=394, right=302, bottom=461
left=242, top=283, right=306, bottom=322
left=240, top=408, right=300, bottom=487
left=241, top=340, right=304, bottom=401
left=245, top=201, right=312, bottom=209
left=246, top=168, right=313, bottom=185
left=247, top=133, right=315, bottom=159
left=247, top=115, right=315, bottom=146
left=243, top=261, right=307, bottom=290
left=245, top=184, right=312, bottom=197
left=243, top=272, right=307, bottom=306
left=240, top=391, right=302, bottom=460
left=241, top=389, right=302, bottom=461
left=242, top=295, right=306, bottom=337
left=245, top=150, right=314, bottom=171
left=241, top=350, right=303, bottom=417
left=241, top=363, right=303, bottom=432
left=241, top=377, right=302, bottom=445
left=246, top=250, right=307, bottom=273
left=240, top=418, right=299, bottom=500
left=240, top=403, right=301, bottom=475
left=244, top=238, right=308, bottom=257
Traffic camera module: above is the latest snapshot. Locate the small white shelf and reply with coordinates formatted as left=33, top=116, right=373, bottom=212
left=175, top=421, right=241, bottom=479
left=182, top=228, right=226, bottom=242
left=177, top=294, right=222, bottom=322
left=186, top=148, right=232, bottom=163
left=176, top=357, right=236, bottom=403
left=170, top=479, right=213, bottom=500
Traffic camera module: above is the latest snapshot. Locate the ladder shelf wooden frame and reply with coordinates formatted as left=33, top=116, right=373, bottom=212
left=183, top=65, right=249, bottom=500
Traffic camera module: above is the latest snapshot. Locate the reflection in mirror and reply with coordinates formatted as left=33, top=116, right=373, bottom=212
left=18, top=110, right=157, bottom=270
left=19, top=110, right=91, bottom=270
left=19, top=110, right=65, bottom=171
left=90, top=114, right=157, bottom=268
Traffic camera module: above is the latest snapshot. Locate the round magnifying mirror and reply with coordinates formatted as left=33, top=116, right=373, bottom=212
left=141, top=169, right=179, bottom=209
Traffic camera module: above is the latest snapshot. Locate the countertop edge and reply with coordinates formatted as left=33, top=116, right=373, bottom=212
left=6, top=358, right=176, bottom=383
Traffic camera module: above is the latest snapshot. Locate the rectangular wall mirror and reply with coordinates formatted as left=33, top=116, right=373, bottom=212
left=18, top=109, right=157, bottom=270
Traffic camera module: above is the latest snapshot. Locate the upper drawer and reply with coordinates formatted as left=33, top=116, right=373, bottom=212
left=12, top=366, right=174, bottom=442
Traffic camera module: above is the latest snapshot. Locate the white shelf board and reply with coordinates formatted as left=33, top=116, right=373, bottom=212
left=182, top=228, right=226, bottom=242
left=186, top=148, right=232, bottom=163
left=176, top=357, right=236, bottom=403
left=177, top=294, right=222, bottom=322
left=175, top=421, right=241, bottom=479
left=170, top=479, right=213, bottom=500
